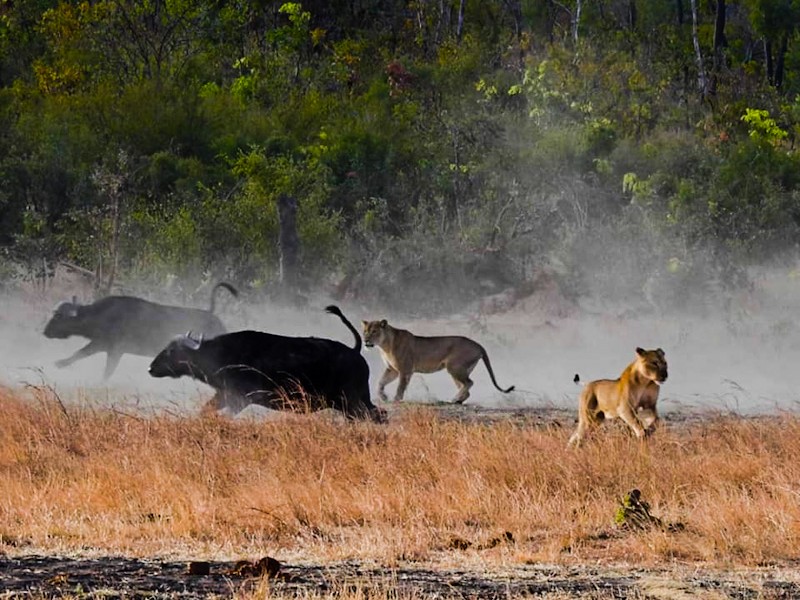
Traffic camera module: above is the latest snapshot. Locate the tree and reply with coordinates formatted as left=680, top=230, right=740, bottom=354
left=744, top=0, right=799, bottom=89
left=710, top=0, right=726, bottom=95
left=690, top=0, right=708, bottom=98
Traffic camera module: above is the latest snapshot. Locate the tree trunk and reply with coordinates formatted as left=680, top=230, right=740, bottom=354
left=92, top=152, right=126, bottom=298
left=774, top=35, right=788, bottom=89
left=765, top=39, right=774, bottom=85
left=546, top=0, right=556, bottom=43
left=676, top=0, right=684, bottom=26
left=504, top=0, right=524, bottom=68
left=713, top=0, right=726, bottom=54
left=104, top=188, right=121, bottom=297
left=446, top=126, right=461, bottom=234
left=710, top=0, right=726, bottom=95
left=456, top=0, right=466, bottom=42
left=628, top=0, right=637, bottom=30
left=690, top=0, right=708, bottom=99
left=277, top=194, right=300, bottom=289
left=503, top=0, right=522, bottom=39
left=573, top=0, right=582, bottom=45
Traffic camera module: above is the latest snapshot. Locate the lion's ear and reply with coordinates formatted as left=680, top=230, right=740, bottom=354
left=635, top=347, right=645, bottom=356
left=361, top=320, right=368, bottom=327
left=380, top=319, right=388, bottom=328
left=656, top=348, right=665, bottom=356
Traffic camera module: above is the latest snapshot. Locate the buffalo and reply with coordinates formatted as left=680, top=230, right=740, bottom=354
left=44, top=282, right=238, bottom=379
left=148, top=305, right=385, bottom=423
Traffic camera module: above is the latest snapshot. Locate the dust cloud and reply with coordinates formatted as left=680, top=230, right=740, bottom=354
left=353, top=263, right=800, bottom=417
left=1, top=261, right=799, bottom=418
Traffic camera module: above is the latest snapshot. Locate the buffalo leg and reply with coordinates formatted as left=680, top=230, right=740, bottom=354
left=103, top=352, right=122, bottom=381
left=226, top=392, right=250, bottom=415
left=201, top=393, right=222, bottom=414
left=343, top=382, right=386, bottom=423
left=55, top=340, right=104, bottom=369
left=204, top=390, right=248, bottom=415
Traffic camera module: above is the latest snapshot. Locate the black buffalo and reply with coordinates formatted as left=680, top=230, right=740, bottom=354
left=148, top=305, right=385, bottom=423
left=44, top=282, right=238, bottom=379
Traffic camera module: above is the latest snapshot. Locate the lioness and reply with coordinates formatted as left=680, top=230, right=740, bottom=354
left=361, top=319, right=515, bottom=404
left=567, top=347, right=668, bottom=447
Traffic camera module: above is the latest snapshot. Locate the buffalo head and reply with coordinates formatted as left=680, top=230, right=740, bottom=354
left=43, top=297, right=82, bottom=339
left=148, top=331, right=204, bottom=379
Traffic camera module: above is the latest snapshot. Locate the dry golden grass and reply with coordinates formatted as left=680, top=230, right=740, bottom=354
left=1, top=384, right=800, bottom=569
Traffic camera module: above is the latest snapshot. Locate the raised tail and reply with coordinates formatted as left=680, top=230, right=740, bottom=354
left=209, top=282, right=239, bottom=313
left=573, top=373, right=581, bottom=385
left=325, top=305, right=361, bottom=352
left=479, top=348, right=515, bottom=394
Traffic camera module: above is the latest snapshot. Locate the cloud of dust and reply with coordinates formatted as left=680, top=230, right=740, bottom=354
left=2, top=260, right=799, bottom=418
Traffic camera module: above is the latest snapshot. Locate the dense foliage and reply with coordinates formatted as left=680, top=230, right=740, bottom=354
left=1, top=0, right=799, bottom=312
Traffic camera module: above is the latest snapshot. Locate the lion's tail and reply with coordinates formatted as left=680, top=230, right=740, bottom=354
left=479, top=348, right=515, bottom=394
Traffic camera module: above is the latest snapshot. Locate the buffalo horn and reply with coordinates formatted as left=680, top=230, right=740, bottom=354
left=181, top=331, right=202, bottom=351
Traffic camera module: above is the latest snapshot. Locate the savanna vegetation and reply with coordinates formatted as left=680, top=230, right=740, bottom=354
left=2, top=386, right=800, bottom=566
left=1, top=0, right=800, bottom=313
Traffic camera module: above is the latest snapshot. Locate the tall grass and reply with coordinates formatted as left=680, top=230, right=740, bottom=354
left=1, top=385, right=799, bottom=566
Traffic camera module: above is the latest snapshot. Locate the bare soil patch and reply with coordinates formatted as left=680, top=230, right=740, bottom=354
left=3, top=554, right=800, bottom=598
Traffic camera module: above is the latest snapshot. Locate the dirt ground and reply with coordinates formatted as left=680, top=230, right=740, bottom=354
left=3, top=534, right=800, bottom=599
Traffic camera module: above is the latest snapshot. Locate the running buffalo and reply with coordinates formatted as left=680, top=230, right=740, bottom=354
left=148, top=305, right=385, bottom=423
left=44, top=282, right=238, bottom=379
